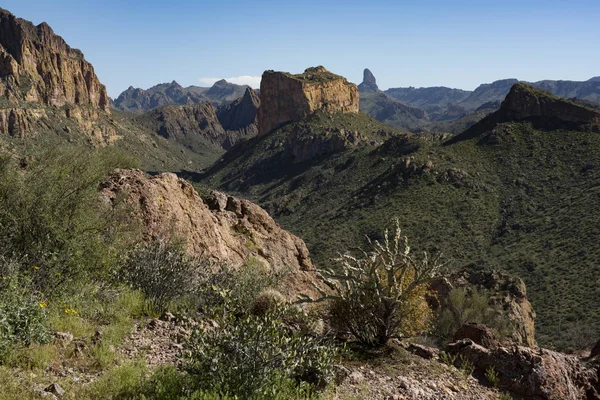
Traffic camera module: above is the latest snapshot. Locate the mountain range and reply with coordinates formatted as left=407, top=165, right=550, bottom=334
left=112, top=79, right=250, bottom=113
left=2, top=6, right=600, bottom=354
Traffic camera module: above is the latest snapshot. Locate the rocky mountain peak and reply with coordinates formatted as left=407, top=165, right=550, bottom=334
left=501, top=82, right=600, bottom=125
left=257, top=66, right=359, bottom=135
left=358, top=68, right=379, bottom=92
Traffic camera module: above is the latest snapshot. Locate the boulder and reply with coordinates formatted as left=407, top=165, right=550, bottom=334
left=100, top=169, right=320, bottom=299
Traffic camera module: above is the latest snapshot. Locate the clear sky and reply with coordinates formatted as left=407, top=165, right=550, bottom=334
left=3, top=0, right=599, bottom=98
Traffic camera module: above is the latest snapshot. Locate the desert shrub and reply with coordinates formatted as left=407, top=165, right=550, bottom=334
left=120, top=240, right=201, bottom=312
left=196, top=257, right=288, bottom=316
left=434, top=287, right=513, bottom=344
left=0, top=258, right=51, bottom=363
left=301, top=219, right=447, bottom=346
left=185, top=303, right=336, bottom=399
left=0, top=146, right=138, bottom=292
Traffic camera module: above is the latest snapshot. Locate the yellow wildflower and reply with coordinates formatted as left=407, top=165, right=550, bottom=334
left=39, top=301, right=47, bottom=309
left=32, top=265, right=39, bottom=270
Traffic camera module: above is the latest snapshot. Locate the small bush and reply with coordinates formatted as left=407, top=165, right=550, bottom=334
left=0, top=258, right=51, bottom=363
left=120, top=241, right=200, bottom=312
left=196, top=257, right=288, bottom=316
left=0, top=146, right=138, bottom=292
left=185, top=304, right=336, bottom=399
left=485, top=366, right=500, bottom=389
left=434, top=287, right=513, bottom=344
left=301, top=219, right=447, bottom=346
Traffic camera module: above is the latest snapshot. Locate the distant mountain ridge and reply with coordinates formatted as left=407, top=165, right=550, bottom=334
left=113, top=79, right=250, bottom=113
left=384, top=75, right=600, bottom=113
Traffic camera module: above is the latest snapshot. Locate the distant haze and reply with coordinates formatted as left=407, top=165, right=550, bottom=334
left=3, top=0, right=599, bottom=97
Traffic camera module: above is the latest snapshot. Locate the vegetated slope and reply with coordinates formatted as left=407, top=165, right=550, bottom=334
left=359, top=91, right=430, bottom=131
left=200, top=84, right=600, bottom=350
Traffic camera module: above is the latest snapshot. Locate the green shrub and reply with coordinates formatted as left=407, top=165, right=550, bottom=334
left=196, top=257, right=288, bottom=316
left=185, top=304, right=336, bottom=399
left=0, top=258, right=51, bottom=363
left=434, top=287, right=513, bottom=344
left=120, top=241, right=200, bottom=312
left=0, top=146, right=138, bottom=292
left=300, top=219, right=448, bottom=346
left=485, top=366, right=500, bottom=389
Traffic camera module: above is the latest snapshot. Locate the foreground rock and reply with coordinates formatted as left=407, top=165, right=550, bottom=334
left=448, top=325, right=600, bottom=400
left=257, top=66, right=359, bottom=135
left=100, top=169, right=318, bottom=298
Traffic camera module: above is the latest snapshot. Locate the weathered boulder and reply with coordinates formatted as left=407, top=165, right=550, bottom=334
left=453, top=323, right=499, bottom=348
left=100, top=169, right=318, bottom=298
left=257, top=66, right=359, bottom=136
left=448, top=338, right=597, bottom=400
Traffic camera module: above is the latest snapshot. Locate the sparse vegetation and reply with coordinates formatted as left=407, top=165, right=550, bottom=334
left=120, top=240, right=201, bottom=312
left=301, top=219, right=447, bottom=346
left=434, top=287, right=513, bottom=344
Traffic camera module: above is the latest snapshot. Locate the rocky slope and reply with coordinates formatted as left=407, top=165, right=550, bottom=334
left=450, top=83, right=600, bottom=143
left=132, top=87, right=259, bottom=152
left=100, top=169, right=317, bottom=298
left=113, top=81, right=209, bottom=113
left=257, top=66, right=359, bottom=135
left=113, top=79, right=250, bottom=113
left=216, top=87, right=260, bottom=141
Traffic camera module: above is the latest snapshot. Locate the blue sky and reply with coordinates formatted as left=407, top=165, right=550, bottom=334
left=3, top=0, right=599, bottom=97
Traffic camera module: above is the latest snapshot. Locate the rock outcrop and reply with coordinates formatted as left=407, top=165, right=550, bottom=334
left=500, top=83, right=600, bottom=126
left=430, top=268, right=537, bottom=347
left=448, top=334, right=600, bottom=400
left=100, top=169, right=318, bottom=297
left=0, top=8, right=109, bottom=110
left=216, top=87, right=260, bottom=146
left=357, top=68, right=379, bottom=93
left=257, top=66, right=359, bottom=136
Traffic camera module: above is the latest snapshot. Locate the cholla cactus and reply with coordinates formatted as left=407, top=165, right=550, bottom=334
left=299, top=219, right=448, bottom=346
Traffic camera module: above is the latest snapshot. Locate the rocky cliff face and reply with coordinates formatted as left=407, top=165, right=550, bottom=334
left=100, top=169, right=319, bottom=298
left=0, top=8, right=109, bottom=110
left=216, top=87, right=260, bottom=145
left=0, top=8, right=119, bottom=142
left=257, top=66, right=359, bottom=136
left=500, top=83, right=600, bottom=126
